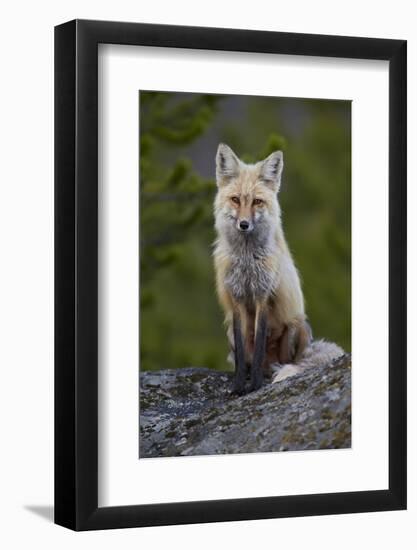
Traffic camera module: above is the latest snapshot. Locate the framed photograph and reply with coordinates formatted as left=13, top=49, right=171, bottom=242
left=55, top=19, right=406, bottom=530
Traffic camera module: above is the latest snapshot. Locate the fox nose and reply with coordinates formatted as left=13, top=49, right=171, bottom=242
left=239, top=220, right=250, bottom=231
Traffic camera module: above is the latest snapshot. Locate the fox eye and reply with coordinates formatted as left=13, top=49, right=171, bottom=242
left=230, top=196, right=240, bottom=205
left=253, top=198, right=263, bottom=206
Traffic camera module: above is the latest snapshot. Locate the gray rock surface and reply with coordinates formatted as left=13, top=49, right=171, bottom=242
left=139, top=354, right=351, bottom=458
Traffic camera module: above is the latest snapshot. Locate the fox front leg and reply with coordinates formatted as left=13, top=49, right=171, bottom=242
left=232, top=310, right=246, bottom=395
left=250, top=304, right=268, bottom=392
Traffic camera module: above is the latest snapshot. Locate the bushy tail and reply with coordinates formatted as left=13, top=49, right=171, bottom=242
left=272, top=339, right=345, bottom=383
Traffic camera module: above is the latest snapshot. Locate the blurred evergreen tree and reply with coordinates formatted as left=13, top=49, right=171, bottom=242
left=140, top=92, right=228, bottom=371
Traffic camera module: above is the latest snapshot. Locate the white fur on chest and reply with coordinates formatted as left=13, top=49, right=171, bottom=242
left=224, top=248, right=276, bottom=303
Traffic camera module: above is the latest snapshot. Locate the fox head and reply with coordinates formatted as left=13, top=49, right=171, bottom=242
left=214, top=143, right=283, bottom=242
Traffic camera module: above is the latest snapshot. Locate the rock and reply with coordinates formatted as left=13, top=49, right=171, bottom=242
left=139, top=354, right=351, bottom=457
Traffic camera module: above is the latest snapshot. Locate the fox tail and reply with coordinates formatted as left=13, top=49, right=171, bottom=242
left=272, top=339, right=345, bottom=383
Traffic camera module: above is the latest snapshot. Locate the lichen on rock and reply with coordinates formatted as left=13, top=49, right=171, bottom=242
left=139, top=354, right=351, bottom=458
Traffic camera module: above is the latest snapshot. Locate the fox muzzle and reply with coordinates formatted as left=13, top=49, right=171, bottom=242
left=238, top=219, right=253, bottom=232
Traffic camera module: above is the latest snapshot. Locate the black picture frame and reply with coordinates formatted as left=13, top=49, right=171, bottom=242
left=55, top=19, right=407, bottom=531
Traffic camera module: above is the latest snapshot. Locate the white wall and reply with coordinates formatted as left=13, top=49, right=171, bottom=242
left=0, top=1, right=415, bottom=548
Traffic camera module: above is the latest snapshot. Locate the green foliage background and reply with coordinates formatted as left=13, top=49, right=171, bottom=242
left=140, top=91, right=351, bottom=372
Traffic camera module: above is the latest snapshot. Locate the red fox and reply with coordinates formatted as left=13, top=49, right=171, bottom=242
left=213, top=143, right=344, bottom=394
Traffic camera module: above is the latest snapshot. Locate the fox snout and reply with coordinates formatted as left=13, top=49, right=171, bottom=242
left=238, top=218, right=253, bottom=232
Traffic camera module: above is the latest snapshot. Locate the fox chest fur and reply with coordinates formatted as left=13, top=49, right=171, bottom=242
left=223, top=238, right=278, bottom=305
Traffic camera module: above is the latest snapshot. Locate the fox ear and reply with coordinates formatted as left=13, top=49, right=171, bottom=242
left=216, top=143, right=241, bottom=186
left=259, top=151, right=284, bottom=191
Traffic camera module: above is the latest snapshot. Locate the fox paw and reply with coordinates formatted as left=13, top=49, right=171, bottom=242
left=231, top=386, right=246, bottom=397
left=249, top=374, right=263, bottom=392
left=231, top=378, right=246, bottom=396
